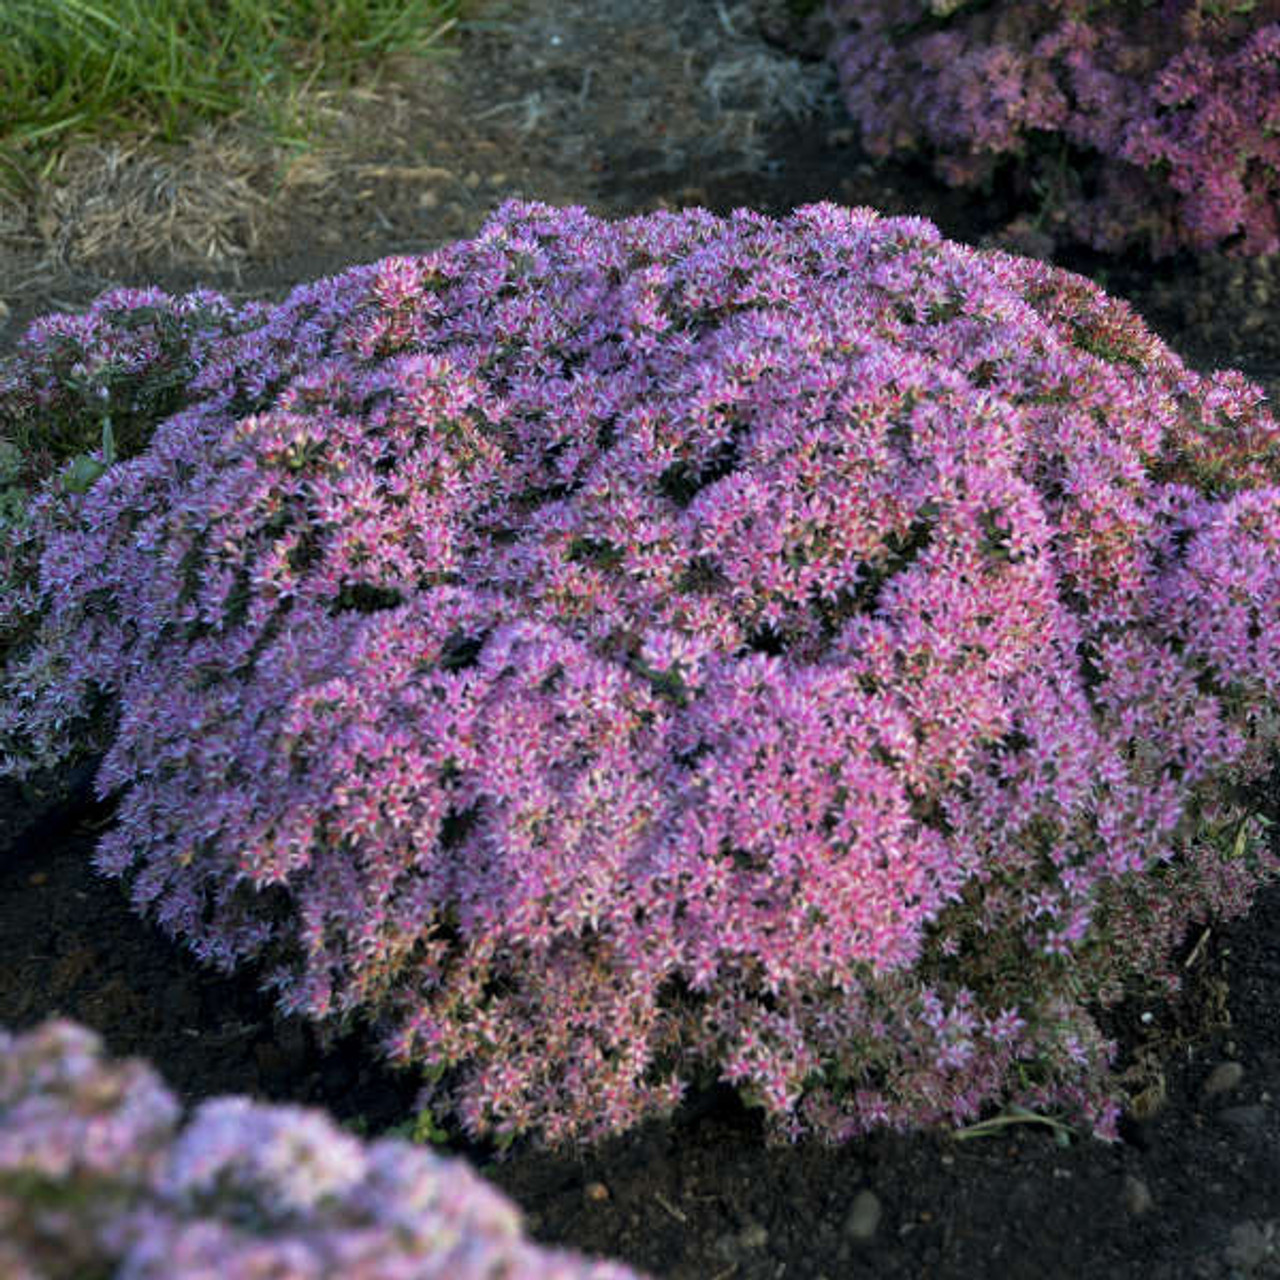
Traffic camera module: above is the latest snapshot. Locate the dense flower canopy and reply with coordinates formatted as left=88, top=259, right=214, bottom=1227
left=1, top=200, right=1278, bottom=1154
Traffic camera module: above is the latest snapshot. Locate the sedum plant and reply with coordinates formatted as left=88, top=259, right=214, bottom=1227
left=826, top=0, right=1280, bottom=258
left=0, top=287, right=269, bottom=697
left=1, top=200, right=1278, bottom=1157
left=0, top=1018, right=649, bottom=1279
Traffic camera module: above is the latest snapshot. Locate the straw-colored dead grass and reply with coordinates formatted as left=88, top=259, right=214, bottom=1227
left=29, top=124, right=338, bottom=272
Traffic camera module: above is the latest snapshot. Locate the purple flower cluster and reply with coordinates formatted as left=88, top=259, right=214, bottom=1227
left=2, top=200, right=1279, bottom=1154
left=0, top=1019, right=650, bottom=1279
left=0, top=284, right=268, bottom=488
left=826, top=0, right=1280, bottom=257
left=0, top=287, right=268, bottom=741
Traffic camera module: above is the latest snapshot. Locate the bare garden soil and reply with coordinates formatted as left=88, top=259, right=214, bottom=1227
left=2, top=2, right=1280, bottom=1276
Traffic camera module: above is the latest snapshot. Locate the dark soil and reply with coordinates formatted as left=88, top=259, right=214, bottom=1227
left=3, top=2, right=1280, bottom=1276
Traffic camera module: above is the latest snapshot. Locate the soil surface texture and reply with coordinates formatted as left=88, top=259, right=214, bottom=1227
left=2, top=2, right=1280, bottom=1277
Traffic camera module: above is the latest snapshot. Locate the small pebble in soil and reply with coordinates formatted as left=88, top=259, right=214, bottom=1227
left=1203, top=1061, right=1246, bottom=1097
left=1123, top=1175, right=1155, bottom=1216
left=1215, top=1104, right=1268, bottom=1134
left=1223, top=1219, right=1279, bottom=1272
left=845, top=1189, right=882, bottom=1242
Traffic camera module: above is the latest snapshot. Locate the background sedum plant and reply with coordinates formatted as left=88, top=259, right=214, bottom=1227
left=1, top=200, right=1278, bottom=1158
left=0, top=1018, right=650, bottom=1279
left=0, top=286, right=269, bottom=697
left=825, top=0, right=1280, bottom=257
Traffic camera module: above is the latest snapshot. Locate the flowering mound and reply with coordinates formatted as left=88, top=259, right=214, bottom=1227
left=826, top=0, right=1280, bottom=257
left=2, top=200, right=1279, bottom=1155
left=0, top=1019, right=649, bottom=1279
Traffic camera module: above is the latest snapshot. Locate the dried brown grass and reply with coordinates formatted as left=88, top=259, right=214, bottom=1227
left=29, top=125, right=336, bottom=271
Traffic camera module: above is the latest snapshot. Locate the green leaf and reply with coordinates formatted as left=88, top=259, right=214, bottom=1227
left=57, top=415, right=115, bottom=495
left=59, top=455, right=108, bottom=494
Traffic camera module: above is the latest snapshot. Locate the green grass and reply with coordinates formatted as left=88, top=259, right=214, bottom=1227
left=0, top=0, right=464, bottom=200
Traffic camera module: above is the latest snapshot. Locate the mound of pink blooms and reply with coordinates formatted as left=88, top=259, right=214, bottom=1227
left=1, top=200, right=1279, bottom=1156
left=0, top=1019, right=649, bottom=1279
left=826, top=0, right=1280, bottom=257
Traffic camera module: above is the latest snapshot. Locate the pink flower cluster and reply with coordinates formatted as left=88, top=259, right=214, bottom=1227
left=2, top=200, right=1278, bottom=1155
left=826, top=0, right=1280, bottom=256
left=0, top=1019, right=649, bottom=1279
